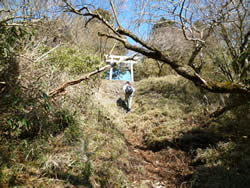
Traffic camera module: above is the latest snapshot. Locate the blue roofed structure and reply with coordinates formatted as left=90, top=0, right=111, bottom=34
left=104, top=55, right=138, bottom=82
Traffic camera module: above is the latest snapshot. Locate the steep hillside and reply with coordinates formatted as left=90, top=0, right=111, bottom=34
left=1, top=57, right=249, bottom=187
left=85, top=78, right=190, bottom=187
left=1, top=1, right=249, bottom=187
left=92, top=77, right=194, bottom=187
left=87, top=76, right=250, bottom=187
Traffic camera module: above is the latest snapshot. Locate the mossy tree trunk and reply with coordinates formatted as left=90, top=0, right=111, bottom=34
left=62, top=0, right=249, bottom=97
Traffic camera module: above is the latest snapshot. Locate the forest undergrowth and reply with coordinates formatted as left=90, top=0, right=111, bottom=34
left=0, top=45, right=249, bottom=188
left=84, top=76, right=250, bottom=188
left=1, top=0, right=250, bottom=186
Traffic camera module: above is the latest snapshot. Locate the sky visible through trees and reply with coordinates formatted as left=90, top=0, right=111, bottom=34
left=69, top=0, right=159, bottom=46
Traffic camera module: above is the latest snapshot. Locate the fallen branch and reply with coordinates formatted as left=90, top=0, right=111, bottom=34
left=209, top=99, right=247, bottom=118
left=34, top=44, right=61, bottom=62
left=0, top=82, right=6, bottom=94
left=200, top=96, right=248, bottom=127
left=49, top=64, right=110, bottom=97
left=49, top=54, right=137, bottom=97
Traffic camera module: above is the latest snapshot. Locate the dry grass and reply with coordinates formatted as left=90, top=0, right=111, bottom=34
left=123, top=76, right=205, bottom=147
left=120, top=75, right=250, bottom=187
left=1, top=43, right=249, bottom=187
left=0, top=45, right=99, bottom=187
left=83, top=77, right=195, bottom=187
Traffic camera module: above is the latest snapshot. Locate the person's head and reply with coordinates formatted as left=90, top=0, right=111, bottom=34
left=126, top=81, right=130, bottom=85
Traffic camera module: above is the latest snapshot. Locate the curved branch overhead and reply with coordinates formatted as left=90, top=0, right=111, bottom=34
left=49, top=54, right=138, bottom=97
left=62, top=0, right=250, bottom=95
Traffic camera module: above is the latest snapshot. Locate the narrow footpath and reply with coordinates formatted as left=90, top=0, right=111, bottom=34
left=92, top=80, right=193, bottom=188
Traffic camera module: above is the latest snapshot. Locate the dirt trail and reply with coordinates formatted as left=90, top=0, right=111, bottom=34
left=92, top=80, right=192, bottom=188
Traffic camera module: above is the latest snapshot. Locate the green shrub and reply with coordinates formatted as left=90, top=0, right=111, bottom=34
left=46, top=45, right=101, bottom=75
left=0, top=25, right=31, bottom=58
left=134, top=58, right=176, bottom=81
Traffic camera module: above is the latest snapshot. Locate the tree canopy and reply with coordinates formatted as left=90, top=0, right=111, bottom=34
left=62, top=0, right=249, bottom=95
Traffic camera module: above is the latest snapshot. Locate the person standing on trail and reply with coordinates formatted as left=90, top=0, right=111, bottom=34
left=123, top=81, right=135, bottom=113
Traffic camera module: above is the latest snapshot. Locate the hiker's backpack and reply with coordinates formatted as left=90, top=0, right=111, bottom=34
left=125, top=85, right=133, bottom=95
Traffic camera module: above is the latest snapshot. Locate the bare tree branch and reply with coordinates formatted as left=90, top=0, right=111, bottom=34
left=0, top=15, right=33, bottom=25
left=63, top=0, right=122, bottom=38
left=0, top=8, right=10, bottom=13
left=110, top=0, right=121, bottom=28
left=179, top=0, right=206, bottom=43
left=49, top=63, right=111, bottom=97
left=34, top=44, right=61, bottom=62
left=62, top=0, right=250, bottom=95
left=49, top=54, right=138, bottom=97
left=209, top=96, right=247, bottom=118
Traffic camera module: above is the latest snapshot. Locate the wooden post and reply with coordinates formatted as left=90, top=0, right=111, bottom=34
left=109, top=68, right=113, bottom=80
left=104, top=54, right=137, bottom=82
left=109, top=57, right=113, bottom=80
left=130, top=62, right=134, bottom=82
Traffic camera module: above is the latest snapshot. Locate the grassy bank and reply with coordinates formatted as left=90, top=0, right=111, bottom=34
left=127, top=76, right=250, bottom=187
left=1, top=45, right=249, bottom=187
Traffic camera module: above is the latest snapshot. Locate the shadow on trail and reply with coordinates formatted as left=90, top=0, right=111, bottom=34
left=145, top=118, right=250, bottom=187
left=116, top=97, right=127, bottom=111
left=134, top=77, right=250, bottom=187
left=182, top=165, right=250, bottom=188
left=43, top=171, right=92, bottom=188
left=145, top=126, right=221, bottom=153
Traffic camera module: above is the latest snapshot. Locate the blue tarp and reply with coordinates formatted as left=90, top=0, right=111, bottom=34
left=105, top=67, right=131, bottom=81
